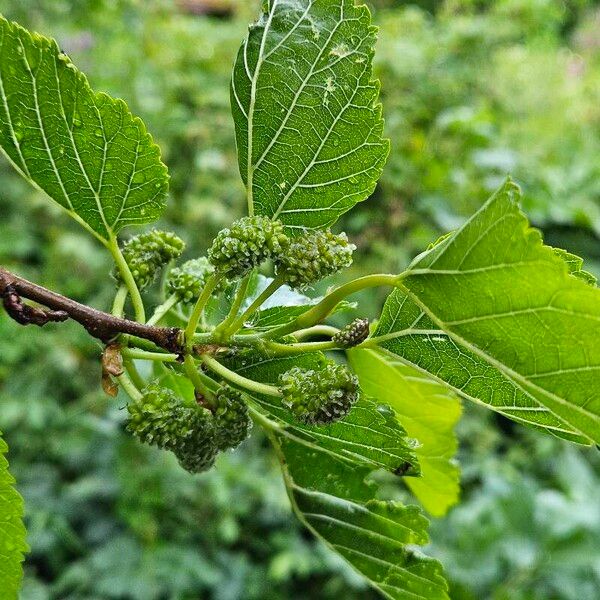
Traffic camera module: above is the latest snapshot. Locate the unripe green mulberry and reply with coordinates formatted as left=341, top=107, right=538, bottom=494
left=278, top=363, right=360, bottom=425
left=213, top=386, right=252, bottom=450
left=208, top=216, right=288, bottom=279
left=175, top=423, right=219, bottom=474
left=117, top=230, right=185, bottom=290
left=127, top=384, right=219, bottom=474
left=332, top=318, right=370, bottom=348
left=167, top=257, right=216, bottom=304
left=126, top=384, right=203, bottom=451
left=274, top=229, right=354, bottom=289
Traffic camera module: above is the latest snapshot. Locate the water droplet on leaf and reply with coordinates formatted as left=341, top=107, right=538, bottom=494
left=376, top=404, right=394, bottom=417
left=14, top=121, right=23, bottom=142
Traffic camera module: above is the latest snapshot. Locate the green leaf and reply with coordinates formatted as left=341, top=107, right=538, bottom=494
left=232, top=352, right=448, bottom=599
left=376, top=179, right=600, bottom=445
left=374, top=290, right=587, bottom=444
left=552, top=248, right=597, bottom=286
left=231, top=0, right=389, bottom=230
left=0, top=17, right=169, bottom=243
left=226, top=351, right=420, bottom=475
left=151, top=366, right=196, bottom=404
left=266, top=432, right=449, bottom=600
left=349, top=348, right=462, bottom=517
left=0, top=432, right=28, bottom=600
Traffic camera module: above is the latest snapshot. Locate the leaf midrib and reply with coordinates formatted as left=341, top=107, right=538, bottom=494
left=263, top=425, right=440, bottom=600
left=373, top=345, right=574, bottom=436
left=245, top=0, right=279, bottom=214
left=21, top=39, right=76, bottom=215
left=332, top=545, right=440, bottom=599
left=245, top=1, right=356, bottom=219
left=0, top=27, right=106, bottom=243
left=23, top=36, right=115, bottom=236
left=0, top=29, right=30, bottom=178
left=395, top=281, right=597, bottom=441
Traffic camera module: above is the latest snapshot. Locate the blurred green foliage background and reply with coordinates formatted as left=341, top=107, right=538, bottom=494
left=1, top=0, right=600, bottom=598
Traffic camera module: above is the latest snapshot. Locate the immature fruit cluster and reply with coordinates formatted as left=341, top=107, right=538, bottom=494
left=278, top=363, right=360, bottom=425
left=175, top=420, right=220, bottom=474
left=126, top=383, right=252, bottom=474
left=275, top=229, right=354, bottom=289
left=127, top=384, right=218, bottom=473
left=126, top=384, right=201, bottom=450
left=333, top=318, right=370, bottom=348
left=167, top=257, right=216, bottom=304
left=117, top=230, right=185, bottom=290
left=213, top=386, right=252, bottom=450
left=206, top=217, right=354, bottom=290
left=208, top=216, right=288, bottom=279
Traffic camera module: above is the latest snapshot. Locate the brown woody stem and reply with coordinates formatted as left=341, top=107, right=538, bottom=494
left=0, top=267, right=183, bottom=354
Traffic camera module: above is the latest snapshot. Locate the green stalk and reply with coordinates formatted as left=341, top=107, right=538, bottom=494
left=112, top=285, right=129, bottom=318
left=122, top=355, right=146, bottom=390
left=108, top=235, right=146, bottom=323
left=122, top=347, right=179, bottom=363
left=111, top=285, right=145, bottom=398
left=356, top=328, right=444, bottom=348
left=226, top=275, right=285, bottom=335
left=213, top=274, right=252, bottom=339
left=264, top=340, right=340, bottom=355
left=183, top=354, right=215, bottom=403
left=185, top=273, right=221, bottom=349
left=201, top=354, right=282, bottom=398
left=158, top=258, right=173, bottom=301
left=261, top=274, right=399, bottom=340
left=247, top=404, right=282, bottom=432
left=292, top=325, right=340, bottom=340
left=123, top=335, right=167, bottom=353
left=111, top=284, right=145, bottom=401
left=147, top=294, right=179, bottom=326
left=192, top=332, right=220, bottom=345
left=117, top=371, right=142, bottom=401
left=229, top=324, right=339, bottom=346
left=294, top=274, right=398, bottom=328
